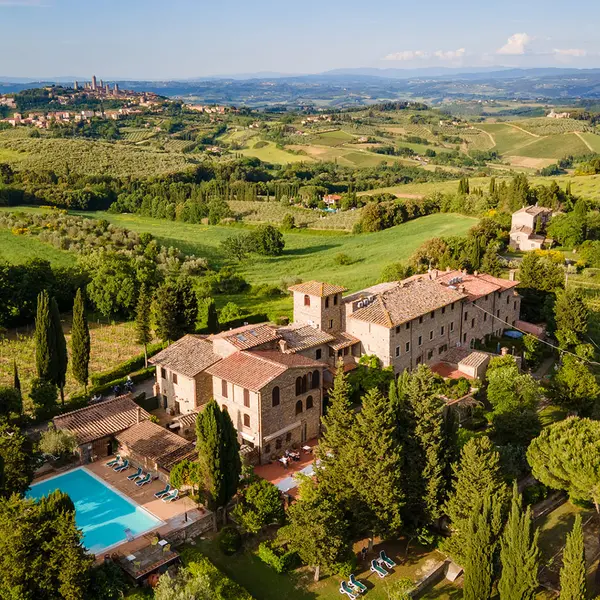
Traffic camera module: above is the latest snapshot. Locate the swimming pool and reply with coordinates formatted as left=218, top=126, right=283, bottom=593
left=27, top=467, right=162, bottom=554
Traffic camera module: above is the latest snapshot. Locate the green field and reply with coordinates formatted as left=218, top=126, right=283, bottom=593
left=239, top=141, right=312, bottom=164
left=312, top=129, right=356, bottom=146
left=579, top=132, right=600, bottom=153
left=477, top=123, right=538, bottom=154
left=518, top=133, right=591, bottom=159
left=357, top=174, right=600, bottom=201
left=0, top=228, right=76, bottom=267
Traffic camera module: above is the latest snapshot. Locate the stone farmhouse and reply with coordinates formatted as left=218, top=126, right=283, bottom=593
left=509, top=205, right=553, bottom=251
left=149, top=270, right=522, bottom=463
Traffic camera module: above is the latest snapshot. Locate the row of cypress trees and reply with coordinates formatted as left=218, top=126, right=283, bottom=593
left=34, top=288, right=90, bottom=407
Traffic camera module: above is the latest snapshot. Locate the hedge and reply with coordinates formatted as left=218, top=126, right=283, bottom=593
left=257, top=542, right=298, bottom=574
left=90, top=341, right=166, bottom=386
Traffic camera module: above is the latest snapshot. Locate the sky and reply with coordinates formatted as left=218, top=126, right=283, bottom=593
left=1, top=0, right=600, bottom=79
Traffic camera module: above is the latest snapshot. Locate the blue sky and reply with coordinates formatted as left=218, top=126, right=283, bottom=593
left=1, top=0, right=599, bottom=79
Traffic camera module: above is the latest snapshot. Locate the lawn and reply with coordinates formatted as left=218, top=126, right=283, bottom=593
left=0, top=228, right=76, bottom=267
left=182, top=537, right=447, bottom=600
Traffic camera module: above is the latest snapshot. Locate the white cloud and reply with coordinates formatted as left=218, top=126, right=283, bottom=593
left=497, top=33, right=532, bottom=55
left=384, top=50, right=428, bottom=61
left=553, top=48, right=587, bottom=57
left=433, top=48, right=466, bottom=61
left=384, top=48, right=466, bottom=62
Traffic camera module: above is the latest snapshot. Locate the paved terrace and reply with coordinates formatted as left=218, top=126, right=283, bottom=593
left=254, top=438, right=317, bottom=497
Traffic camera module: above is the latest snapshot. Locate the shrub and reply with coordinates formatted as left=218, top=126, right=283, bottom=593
left=257, top=542, right=298, bottom=574
left=335, top=555, right=357, bottom=578
left=39, top=424, right=77, bottom=457
left=334, top=252, right=354, bottom=266
left=218, top=525, right=242, bottom=555
left=523, top=482, right=550, bottom=506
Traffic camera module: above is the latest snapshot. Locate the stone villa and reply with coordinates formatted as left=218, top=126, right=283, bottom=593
left=149, top=270, right=522, bottom=463
left=509, top=205, right=553, bottom=251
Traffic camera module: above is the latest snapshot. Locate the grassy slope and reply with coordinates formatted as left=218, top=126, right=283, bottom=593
left=0, top=228, right=76, bottom=267
left=517, top=133, right=591, bottom=158
left=239, top=141, right=312, bottom=164
left=477, top=123, right=537, bottom=154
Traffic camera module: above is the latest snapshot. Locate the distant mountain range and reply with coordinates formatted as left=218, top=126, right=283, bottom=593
left=3, top=67, right=600, bottom=106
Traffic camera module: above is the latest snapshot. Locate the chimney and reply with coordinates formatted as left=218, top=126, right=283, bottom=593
left=501, top=347, right=509, bottom=356
left=508, top=270, right=516, bottom=281
left=458, top=284, right=465, bottom=293
left=136, top=406, right=142, bottom=424
left=446, top=266, right=451, bottom=272
left=431, top=269, right=438, bottom=280
left=473, top=270, right=478, bottom=276
left=278, top=339, right=288, bottom=353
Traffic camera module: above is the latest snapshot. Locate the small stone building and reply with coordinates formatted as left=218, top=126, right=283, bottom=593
left=115, top=420, right=196, bottom=483
left=509, top=206, right=553, bottom=251
left=53, top=395, right=150, bottom=462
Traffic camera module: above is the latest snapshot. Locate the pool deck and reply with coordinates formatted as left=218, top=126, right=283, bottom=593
left=33, top=461, right=209, bottom=559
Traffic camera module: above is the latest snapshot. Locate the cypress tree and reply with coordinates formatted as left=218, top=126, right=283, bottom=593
left=559, top=514, right=587, bottom=600
left=206, top=298, right=220, bottom=334
left=35, top=290, right=54, bottom=382
left=153, top=281, right=179, bottom=342
left=135, top=284, right=152, bottom=367
left=71, top=289, right=90, bottom=390
left=221, top=407, right=242, bottom=505
left=12, top=360, right=20, bottom=395
left=50, top=297, right=68, bottom=406
left=196, top=400, right=240, bottom=511
left=444, top=435, right=509, bottom=563
left=499, top=482, right=540, bottom=600
left=463, top=494, right=501, bottom=600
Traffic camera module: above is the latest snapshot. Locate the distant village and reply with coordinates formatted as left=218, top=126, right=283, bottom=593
left=0, top=75, right=166, bottom=129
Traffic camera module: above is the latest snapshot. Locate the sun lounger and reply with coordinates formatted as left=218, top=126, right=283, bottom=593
left=114, top=459, right=129, bottom=472
left=127, top=467, right=143, bottom=481
left=379, top=550, right=396, bottom=569
left=349, top=574, right=367, bottom=594
left=339, top=581, right=357, bottom=599
left=162, top=489, right=179, bottom=503
left=105, top=455, right=120, bottom=467
left=370, top=559, right=388, bottom=579
left=135, top=473, right=151, bottom=487
left=154, top=484, right=171, bottom=499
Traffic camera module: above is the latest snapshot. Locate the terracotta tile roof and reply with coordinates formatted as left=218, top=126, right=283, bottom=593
left=54, top=395, right=149, bottom=445
left=210, top=323, right=281, bottom=350
left=344, top=282, right=397, bottom=304
left=173, top=410, right=200, bottom=432
left=149, top=335, right=220, bottom=377
left=115, top=420, right=196, bottom=471
left=431, top=362, right=474, bottom=380
left=350, top=279, right=466, bottom=328
left=511, top=225, right=533, bottom=235
left=411, top=270, right=520, bottom=301
left=438, top=347, right=471, bottom=365
left=329, top=332, right=360, bottom=351
left=516, top=320, right=546, bottom=338
left=288, top=281, right=348, bottom=297
left=277, top=324, right=335, bottom=353
left=206, top=350, right=323, bottom=391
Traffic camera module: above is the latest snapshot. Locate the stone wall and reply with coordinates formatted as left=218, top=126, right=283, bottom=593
left=165, top=511, right=217, bottom=546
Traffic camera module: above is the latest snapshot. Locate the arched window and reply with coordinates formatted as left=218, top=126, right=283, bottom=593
left=304, top=295, right=310, bottom=307
left=295, top=400, right=303, bottom=416
left=295, top=377, right=303, bottom=396
left=272, top=386, right=280, bottom=407
left=302, top=375, right=307, bottom=394
left=306, top=395, right=313, bottom=409
left=312, top=370, right=320, bottom=389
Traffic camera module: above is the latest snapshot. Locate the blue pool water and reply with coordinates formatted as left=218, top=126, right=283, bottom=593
left=27, top=467, right=161, bottom=554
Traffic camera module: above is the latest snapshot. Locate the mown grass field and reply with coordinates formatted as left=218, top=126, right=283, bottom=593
left=517, top=133, right=591, bottom=159
left=239, top=141, right=312, bottom=164
left=0, top=207, right=477, bottom=320
left=0, top=227, right=76, bottom=267
left=476, top=123, right=538, bottom=154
